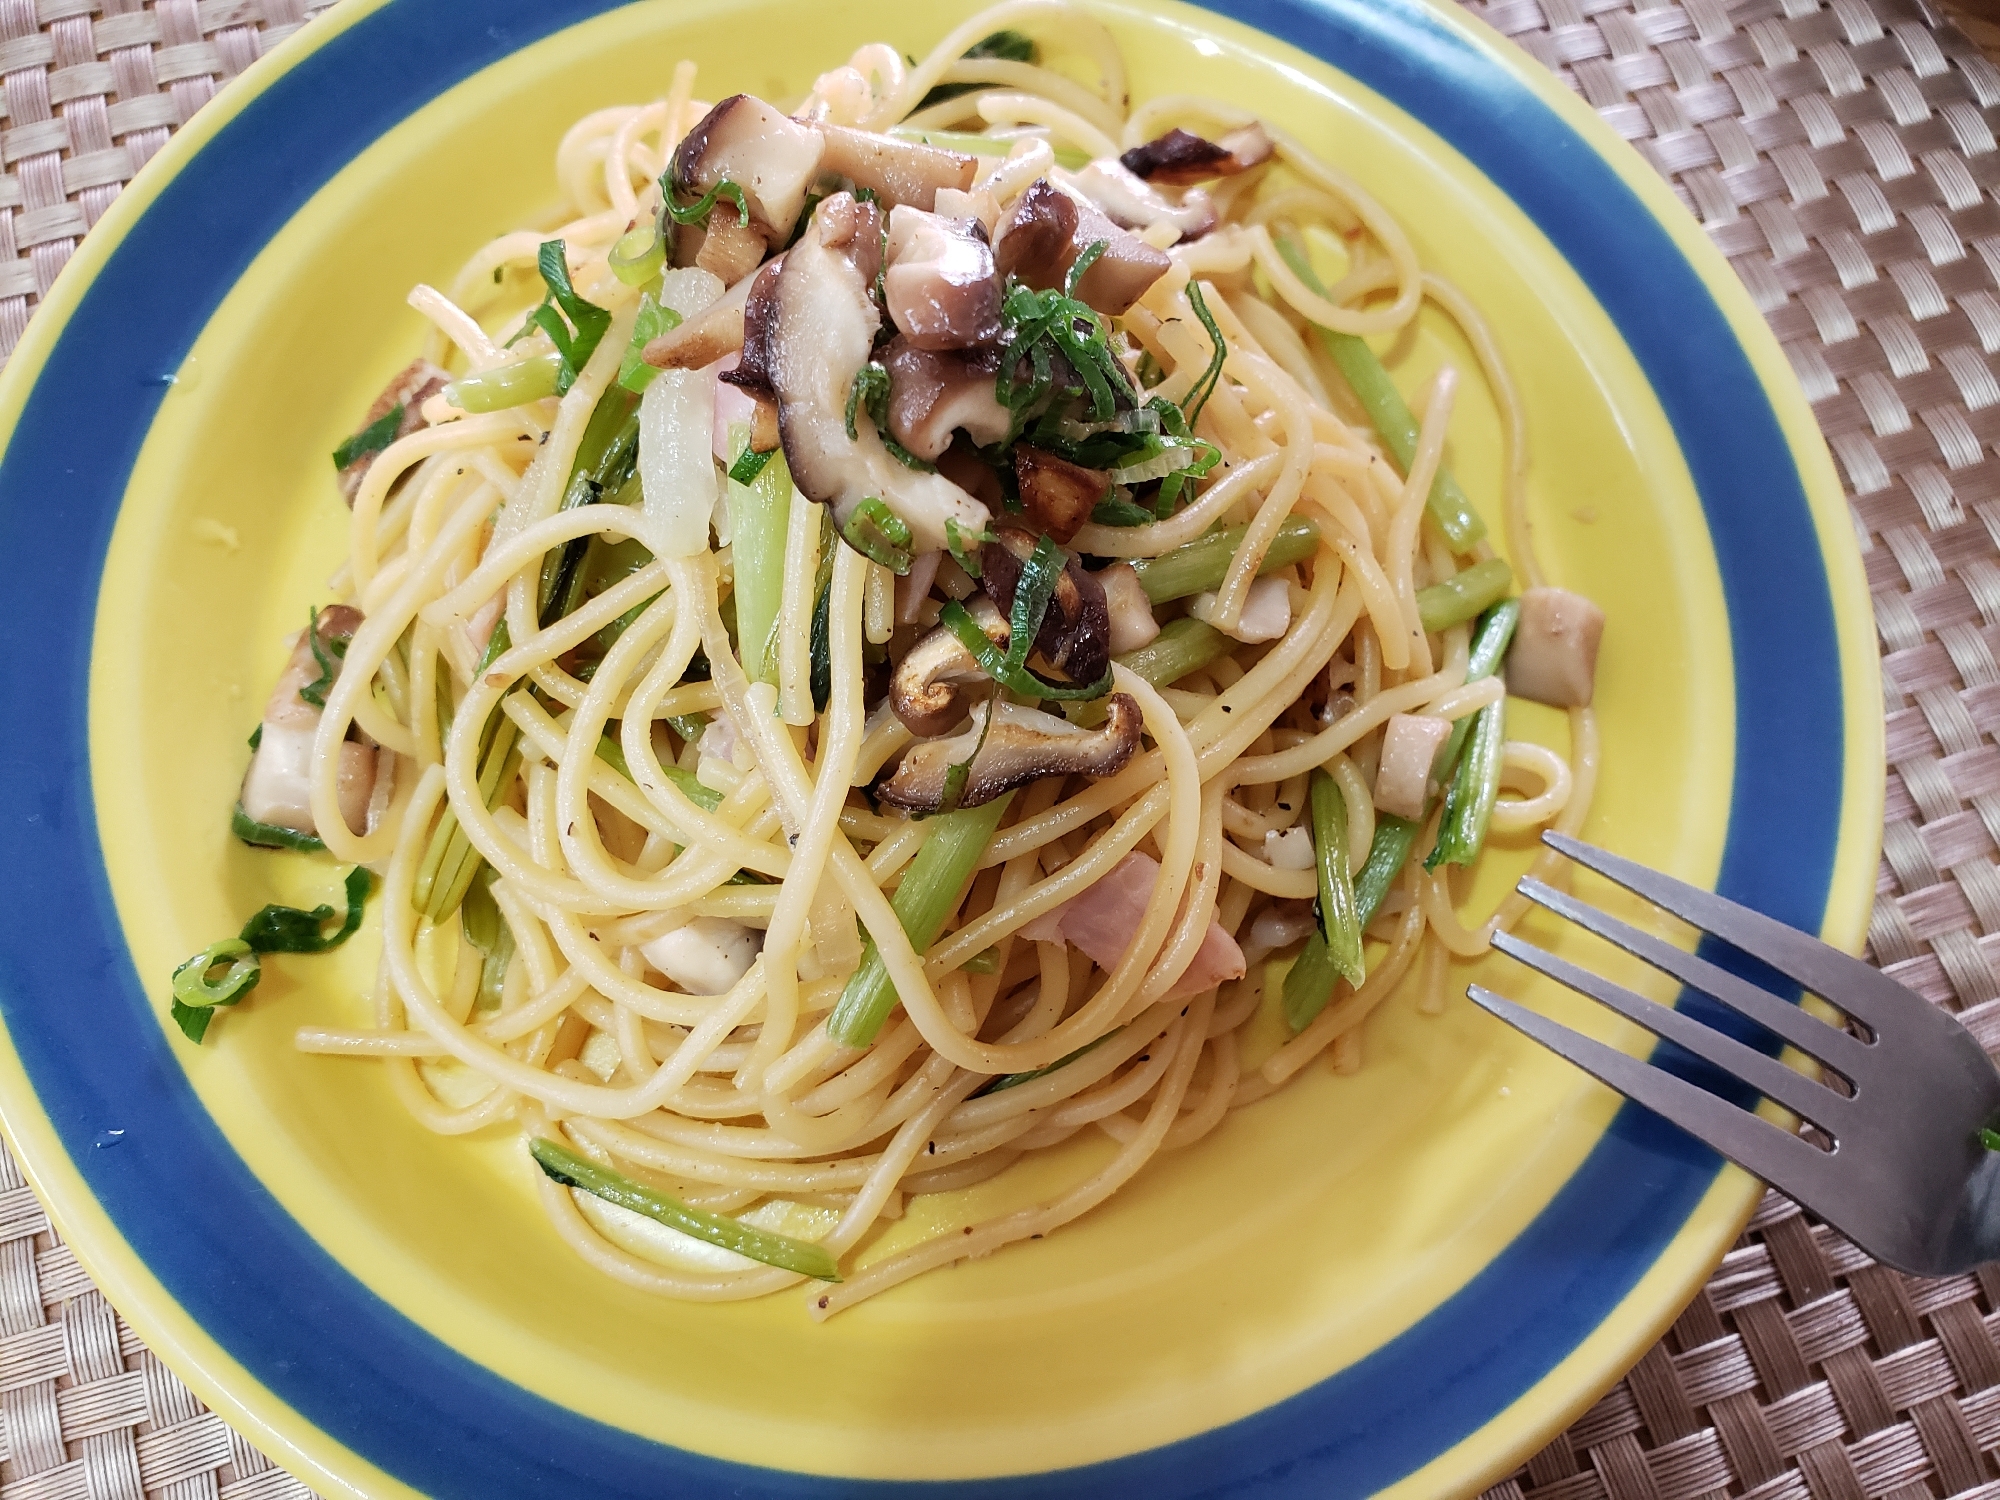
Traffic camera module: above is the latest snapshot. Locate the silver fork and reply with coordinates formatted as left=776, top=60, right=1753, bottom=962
left=1467, top=832, right=2000, bottom=1277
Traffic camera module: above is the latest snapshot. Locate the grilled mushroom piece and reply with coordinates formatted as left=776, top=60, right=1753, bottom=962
left=1011, top=445, right=1107, bottom=545
left=876, top=696, right=1143, bottom=814
left=644, top=265, right=756, bottom=370
left=813, top=122, right=978, bottom=211
left=750, top=191, right=989, bottom=554
left=671, top=95, right=826, bottom=242
left=993, top=179, right=1169, bottom=316
left=883, top=205, right=1003, bottom=350
left=979, top=525, right=1111, bottom=685
left=1118, top=124, right=1274, bottom=185
left=336, top=360, right=449, bottom=505
left=882, top=338, right=1011, bottom=462
left=239, top=606, right=381, bottom=843
left=887, top=594, right=1010, bottom=737
left=1064, top=160, right=1217, bottom=242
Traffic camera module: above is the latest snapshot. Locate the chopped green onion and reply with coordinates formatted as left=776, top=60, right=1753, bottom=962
left=662, top=179, right=750, bottom=230
left=1428, top=600, right=1522, bottom=870
left=937, top=533, right=1111, bottom=702
left=231, top=804, right=325, bottom=854
left=1182, top=280, right=1227, bottom=423
left=616, top=292, right=682, bottom=394
left=840, top=497, right=914, bottom=574
left=530, top=1138, right=839, bottom=1280
left=170, top=939, right=260, bottom=1041
left=1283, top=772, right=1366, bottom=1032
left=170, top=868, right=373, bottom=1043
left=461, top=871, right=515, bottom=1012
left=331, top=403, right=402, bottom=472
left=727, top=431, right=793, bottom=681
left=1280, top=935, right=1345, bottom=1035
left=1417, top=558, right=1513, bottom=634
left=945, top=518, right=990, bottom=578
left=1353, top=815, right=1421, bottom=931
left=827, top=794, right=1015, bottom=1046
left=845, top=361, right=933, bottom=472
left=240, top=867, right=373, bottom=954
left=1065, top=237, right=1109, bottom=298
left=1272, top=234, right=1484, bottom=549
left=608, top=223, right=665, bottom=287
left=247, top=724, right=262, bottom=750
left=297, top=606, right=351, bottom=710
left=727, top=446, right=773, bottom=485
left=975, top=1028, right=1119, bottom=1096
left=916, top=28, right=1037, bottom=111
left=508, top=240, right=612, bottom=397
left=964, top=947, right=1000, bottom=975
left=1981, top=1125, right=2000, bottom=1153
left=444, top=351, right=563, bottom=413
left=1127, top=517, right=1319, bottom=605
left=1090, top=495, right=1155, bottom=527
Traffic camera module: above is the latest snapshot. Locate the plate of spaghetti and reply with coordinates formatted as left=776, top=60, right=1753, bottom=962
left=0, top=0, right=1879, bottom=1495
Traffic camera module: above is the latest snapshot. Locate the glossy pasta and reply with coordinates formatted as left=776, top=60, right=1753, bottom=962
left=214, top=0, right=1605, bottom=1316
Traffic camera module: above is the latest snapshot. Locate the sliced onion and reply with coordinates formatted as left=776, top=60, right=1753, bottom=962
left=1110, top=445, right=1197, bottom=484
left=639, top=369, right=719, bottom=558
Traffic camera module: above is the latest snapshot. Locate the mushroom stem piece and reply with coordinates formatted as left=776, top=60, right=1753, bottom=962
left=876, top=696, right=1143, bottom=815
left=753, top=191, right=989, bottom=555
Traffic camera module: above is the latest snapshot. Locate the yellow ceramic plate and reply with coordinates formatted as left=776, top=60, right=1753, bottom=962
left=0, top=0, right=1877, bottom=1495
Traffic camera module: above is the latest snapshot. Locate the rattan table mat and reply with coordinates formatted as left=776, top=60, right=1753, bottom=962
left=0, top=0, right=1983, bottom=1495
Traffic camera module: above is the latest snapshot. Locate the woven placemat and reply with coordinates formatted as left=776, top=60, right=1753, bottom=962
left=0, top=0, right=1988, bottom=1496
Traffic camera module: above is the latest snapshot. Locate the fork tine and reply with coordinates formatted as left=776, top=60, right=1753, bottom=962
left=1514, top=878, right=1871, bottom=1076
left=1489, top=930, right=1848, bottom=1133
left=1541, top=833, right=1908, bottom=1032
left=1467, top=984, right=1840, bottom=1205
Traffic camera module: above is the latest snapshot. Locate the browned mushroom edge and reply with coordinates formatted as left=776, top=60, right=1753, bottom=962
left=887, top=594, right=1009, bottom=738
left=1064, top=161, right=1217, bottom=242
left=671, top=94, right=826, bottom=242
left=876, top=695, right=1143, bottom=815
left=883, top=205, right=1003, bottom=351
left=1012, top=445, right=1108, bottom=545
left=978, top=525, right=1111, bottom=685
left=992, top=179, right=1170, bottom=316
left=882, top=339, right=1010, bottom=462
left=747, top=190, right=989, bottom=555
left=1118, top=123, right=1274, bottom=185
left=813, top=122, right=978, bottom=211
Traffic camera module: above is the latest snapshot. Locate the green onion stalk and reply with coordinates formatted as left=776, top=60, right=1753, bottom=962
left=727, top=429, right=792, bottom=682
left=1128, top=517, right=1319, bottom=605
left=1271, top=235, right=1485, bottom=550
left=530, top=1138, right=839, bottom=1280
left=1282, top=600, right=1520, bottom=1029
left=826, top=794, right=1015, bottom=1047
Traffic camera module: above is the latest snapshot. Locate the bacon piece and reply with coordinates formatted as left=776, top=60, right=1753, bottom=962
left=1019, top=852, right=1246, bottom=1002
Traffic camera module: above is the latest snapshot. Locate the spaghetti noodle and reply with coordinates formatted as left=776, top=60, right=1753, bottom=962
left=193, top=0, right=1608, bottom=1317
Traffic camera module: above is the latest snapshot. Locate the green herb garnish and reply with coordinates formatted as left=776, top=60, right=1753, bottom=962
left=169, top=868, right=373, bottom=1043
left=616, top=292, right=682, bottom=394
left=531, top=1137, right=840, bottom=1280
left=331, top=403, right=403, bottom=472
left=840, top=497, right=914, bottom=573
left=509, top=240, right=612, bottom=396
left=938, top=533, right=1112, bottom=701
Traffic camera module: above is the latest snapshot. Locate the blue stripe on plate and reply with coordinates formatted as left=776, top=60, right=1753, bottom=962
left=0, top=0, right=1843, bottom=1494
